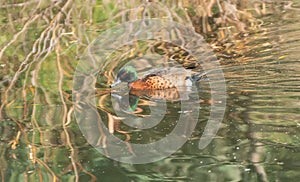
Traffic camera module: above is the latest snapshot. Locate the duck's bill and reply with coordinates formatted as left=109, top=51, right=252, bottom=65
left=110, top=79, right=121, bottom=88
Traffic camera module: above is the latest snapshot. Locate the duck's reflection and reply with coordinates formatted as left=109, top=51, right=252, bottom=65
left=95, top=87, right=183, bottom=134
left=93, top=84, right=202, bottom=156
left=111, top=93, right=141, bottom=114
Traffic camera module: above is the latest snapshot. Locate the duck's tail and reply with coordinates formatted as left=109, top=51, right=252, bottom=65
left=189, top=70, right=211, bottom=82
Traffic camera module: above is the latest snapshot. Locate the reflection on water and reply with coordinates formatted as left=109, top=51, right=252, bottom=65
left=1, top=0, right=300, bottom=181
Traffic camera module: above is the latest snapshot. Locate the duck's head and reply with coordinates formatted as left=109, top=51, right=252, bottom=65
left=110, top=66, right=138, bottom=87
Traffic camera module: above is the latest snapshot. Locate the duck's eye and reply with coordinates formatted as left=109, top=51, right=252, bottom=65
left=117, top=70, right=135, bottom=82
left=117, top=69, right=128, bottom=81
left=117, top=69, right=125, bottom=77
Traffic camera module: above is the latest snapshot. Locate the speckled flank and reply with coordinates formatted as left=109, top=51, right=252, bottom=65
left=144, top=76, right=175, bottom=89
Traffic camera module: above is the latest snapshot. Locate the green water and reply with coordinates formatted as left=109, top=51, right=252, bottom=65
left=1, top=1, right=300, bottom=181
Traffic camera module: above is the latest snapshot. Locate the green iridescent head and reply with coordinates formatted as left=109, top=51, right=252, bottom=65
left=110, top=66, right=138, bottom=87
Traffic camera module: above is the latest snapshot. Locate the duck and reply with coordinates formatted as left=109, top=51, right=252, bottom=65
left=110, top=65, right=207, bottom=90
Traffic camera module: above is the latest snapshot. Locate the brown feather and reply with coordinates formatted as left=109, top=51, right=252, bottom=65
left=129, top=76, right=175, bottom=90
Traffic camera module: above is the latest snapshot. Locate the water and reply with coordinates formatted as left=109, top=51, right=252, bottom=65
left=1, top=1, right=300, bottom=181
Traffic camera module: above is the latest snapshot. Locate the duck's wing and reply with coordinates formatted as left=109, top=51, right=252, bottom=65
left=141, top=68, right=167, bottom=77
left=142, top=67, right=191, bottom=78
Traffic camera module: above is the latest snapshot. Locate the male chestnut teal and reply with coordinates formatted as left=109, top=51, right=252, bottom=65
left=110, top=65, right=207, bottom=90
